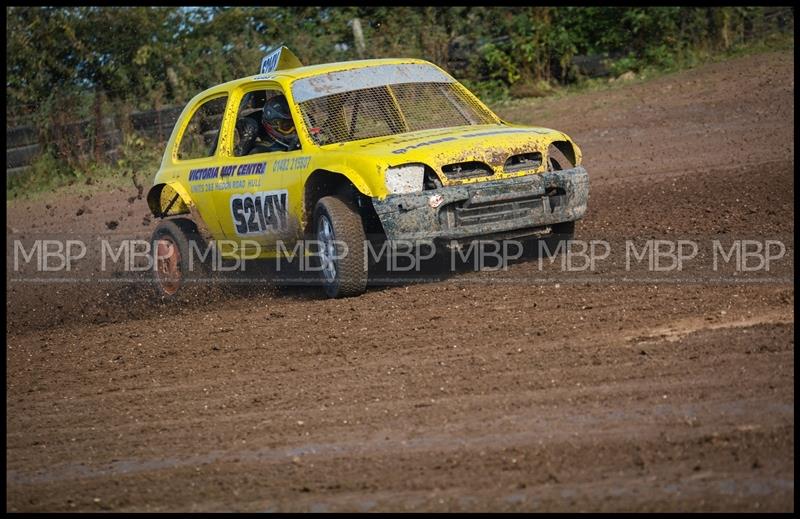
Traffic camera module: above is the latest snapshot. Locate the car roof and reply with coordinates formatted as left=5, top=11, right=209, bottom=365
left=204, top=58, right=436, bottom=94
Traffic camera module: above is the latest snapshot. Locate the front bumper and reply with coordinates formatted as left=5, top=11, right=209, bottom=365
left=372, top=166, right=589, bottom=241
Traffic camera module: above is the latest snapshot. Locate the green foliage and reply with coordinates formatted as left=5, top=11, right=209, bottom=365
left=91, top=134, right=162, bottom=179
left=460, top=78, right=509, bottom=105
left=7, top=6, right=793, bottom=114
left=481, top=43, right=519, bottom=84
left=6, top=149, right=80, bottom=199
left=609, top=55, right=639, bottom=77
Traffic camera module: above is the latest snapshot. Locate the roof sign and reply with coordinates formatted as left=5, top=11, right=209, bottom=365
left=260, top=46, right=303, bottom=74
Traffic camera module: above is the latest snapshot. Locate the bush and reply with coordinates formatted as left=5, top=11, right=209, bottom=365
left=7, top=150, right=81, bottom=199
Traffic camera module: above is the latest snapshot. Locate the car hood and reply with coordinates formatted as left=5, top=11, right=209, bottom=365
left=322, top=124, right=577, bottom=172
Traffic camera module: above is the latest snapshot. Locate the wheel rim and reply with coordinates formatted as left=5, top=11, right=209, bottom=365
left=317, top=214, right=337, bottom=283
left=155, top=236, right=181, bottom=296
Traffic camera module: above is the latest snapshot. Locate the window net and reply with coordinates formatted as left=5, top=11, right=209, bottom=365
left=297, top=82, right=497, bottom=146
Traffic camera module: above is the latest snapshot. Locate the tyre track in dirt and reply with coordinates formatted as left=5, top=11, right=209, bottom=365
left=6, top=50, right=794, bottom=511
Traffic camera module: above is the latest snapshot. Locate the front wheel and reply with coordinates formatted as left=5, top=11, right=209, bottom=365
left=551, top=220, right=576, bottom=241
left=541, top=219, right=576, bottom=251
left=521, top=220, right=577, bottom=259
left=313, top=196, right=368, bottom=298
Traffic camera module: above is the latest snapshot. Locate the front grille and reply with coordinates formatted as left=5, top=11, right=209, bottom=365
left=442, top=161, right=494, bottom=180
left=453, top=194, right=544, bottom=227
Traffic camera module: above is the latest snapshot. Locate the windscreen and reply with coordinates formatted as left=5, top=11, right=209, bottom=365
left=292, top=64, right=497, bottom=145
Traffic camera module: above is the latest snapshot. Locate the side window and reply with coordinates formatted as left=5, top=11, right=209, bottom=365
left=178, top=96, right=228, bottom=160
left=233, top=89, right=299, bottom=157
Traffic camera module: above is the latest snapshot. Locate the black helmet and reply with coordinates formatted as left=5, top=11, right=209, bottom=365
left=261, top=95, right=297, bottom=149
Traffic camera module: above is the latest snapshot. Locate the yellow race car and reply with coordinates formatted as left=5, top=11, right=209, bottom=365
left=147, top=47, right=589, bottom=298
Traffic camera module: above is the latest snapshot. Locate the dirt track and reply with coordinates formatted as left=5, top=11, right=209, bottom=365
left=6, top=50, right=794, bottom=511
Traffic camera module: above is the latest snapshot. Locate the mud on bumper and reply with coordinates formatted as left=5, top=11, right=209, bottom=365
left=372, top=166, right=589, bottom=242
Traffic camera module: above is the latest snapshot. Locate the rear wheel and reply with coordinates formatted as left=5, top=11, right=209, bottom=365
left=313, top=196, right=368, bottom=298
left=151, top=219, right=207, bottom=299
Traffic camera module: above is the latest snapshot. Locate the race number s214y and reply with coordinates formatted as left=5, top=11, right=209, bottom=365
left=231, top=190, right=288, bottom=236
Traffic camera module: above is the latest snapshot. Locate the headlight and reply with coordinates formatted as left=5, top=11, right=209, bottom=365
left=385, top=164, right=425, bottom=194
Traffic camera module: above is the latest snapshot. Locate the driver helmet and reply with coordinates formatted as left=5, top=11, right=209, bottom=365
left=261, top=95, right=297, bottom=149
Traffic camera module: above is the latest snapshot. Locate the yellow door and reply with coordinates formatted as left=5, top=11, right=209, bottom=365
left=212, top=85, right=311, bottom=255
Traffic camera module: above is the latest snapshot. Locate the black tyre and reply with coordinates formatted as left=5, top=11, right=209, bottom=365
left=151, top=219, right=208, bottom=299
left=521, top=220, right=577, bottom=260
left=540, top=220, right=576, bottom=256
left=313, top=196, right=368, bottom=298
left=551, top=220, right=576, bottom=240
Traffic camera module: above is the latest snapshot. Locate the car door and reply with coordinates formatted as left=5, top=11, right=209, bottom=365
left=212, top=83, right=310, bottom=255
